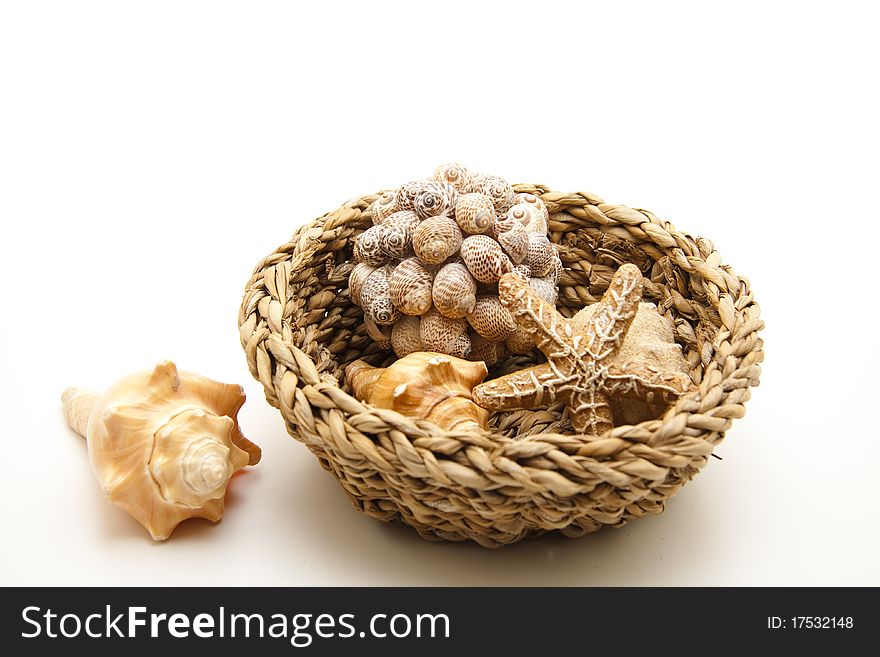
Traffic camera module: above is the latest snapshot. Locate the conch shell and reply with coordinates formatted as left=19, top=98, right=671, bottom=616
left=61, top=361, right=261, bottom=540
left=345, top=352, right=489, bottom=432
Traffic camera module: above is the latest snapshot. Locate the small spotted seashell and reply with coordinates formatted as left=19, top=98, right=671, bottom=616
left=413, top=181, right=458, bottom=219
left=472, top=175, right=514, bottom=213
left=349, top=262, right=376, bottom=306
left=467, top=295, right=517, bottom=342
left=496, top=222, right=528, bottom=264
left=543, top=253, right=563, bottom=286
left=354, top=225, right=387, bottom=266
left=361, top=265, right=399, bottom=326
left=467, top=172, right=486, bottom=193
left=506, top=327, right=534, bottom=355
left=391, top=315, right=424, bottom=358
left=412, top=215, right=462, bottom=265
left=527, top=233, right=556, bottom=277
left=364, top=316, right=392, bottom=351
left=460, top=235, right=513, bottom=284
left=447, top=332, right=472, bottom=359
left=468, top=331, right=507, bottom=366
left=513, top=192, right=549, bottom=223
left=432, top=163, right=472, bottom=193
left=512, top=263, right=531, bottom=280
left=396, top=180, right=426, bottom=211
left=380, top=210, right=419, bottom=259
left=419, top=308, right=468, bottom=354
left=432, top=262, right=477, bottom=319
left=507, top=202, right=548, bottom=235
left=528, top=277, right=558, bottom=305
left=389, top=257, right=434, bottom=316
left=370, top=191, right=399, bottom=225
left=454, top=193, right=495, bottom=235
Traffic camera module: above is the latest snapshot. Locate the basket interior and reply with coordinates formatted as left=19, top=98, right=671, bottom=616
left=282, top=196, right=723, bottom=441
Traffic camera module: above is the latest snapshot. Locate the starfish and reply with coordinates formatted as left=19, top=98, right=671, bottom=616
left=472, top=264, right=693, bottom=435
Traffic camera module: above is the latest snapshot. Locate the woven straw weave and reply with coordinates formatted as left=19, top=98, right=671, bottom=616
left=238, top=184, right=763, bottom=547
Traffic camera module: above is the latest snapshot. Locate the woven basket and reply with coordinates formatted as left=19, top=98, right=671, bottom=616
left=238, top=184, right=763, bottom=547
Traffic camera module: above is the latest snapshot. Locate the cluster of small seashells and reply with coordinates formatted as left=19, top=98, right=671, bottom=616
left=349, top=163, right=563, bottom=364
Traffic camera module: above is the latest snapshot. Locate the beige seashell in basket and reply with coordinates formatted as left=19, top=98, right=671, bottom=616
left=432, top=162, right=472, bottom=193
left=496, top=221, right=529, bottom=264
left=420, top=307, right=469, bottom=354
left=460, top=234, right=514, bottom=284
left=346, top=352, right=489, bottom=432
left=380, top=210, right=419, bottom=259
left=413, top=181, right=458, bottom=220
left=472, top=174, right=515, bottom=213
left=526, top=232, right=556, bottom=277
left=348, top=262, right=376, bottom=307
left=412, top=215, right=463, bottom=265
left=454, top=192, right=495, bottom=235
left=360, top=264, right=399, bottom=326
left=467, top=295, right=517, bottom=342
left=389, top=257, right=434, bottom=316
left=528, top=277, right=558, bottom=305
left=370, top=191, right=399, bottom=225
left=432, top=262, right=477, bottom=319
left=61, top=361, right=261, bottom=540
left=353, top=224, right=387, bottom=266
left=391, top=315, right=424, bottom=357
left=468, top=331, right=508, bottom=366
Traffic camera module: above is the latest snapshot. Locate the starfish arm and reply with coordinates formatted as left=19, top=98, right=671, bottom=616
left=602, top=361, right=693, bottom=405
left=582, top=263, right=643, bottom=362
left=497, top=273, right=580, bottom=368
left=569, top=389, right=614, bottom=436
left=472, top=362, right=563, bottom=411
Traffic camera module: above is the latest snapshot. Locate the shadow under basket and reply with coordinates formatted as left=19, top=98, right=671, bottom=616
left=238, top=185, right=764, bottom=548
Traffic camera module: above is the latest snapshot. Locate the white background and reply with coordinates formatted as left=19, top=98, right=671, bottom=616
left=1, top=1, right=878, bottom=586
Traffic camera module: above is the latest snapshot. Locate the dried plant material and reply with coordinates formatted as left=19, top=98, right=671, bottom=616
left=61, top=362, right=260, bottom=540
left=364, top=316, right=392, bottom=351
left=346, top=352, right=489, bottom=432
left=473, top=265, right=693, bottom=435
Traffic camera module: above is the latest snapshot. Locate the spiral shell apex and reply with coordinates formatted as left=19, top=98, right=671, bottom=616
left=473, top=175, right=515, bottom=212
left=396, top=180, right=426, bottom=211
left=454, top=193, right=495, bottom=235
left=460, top=234, right=513, bottom=284
left=432, top=262, right=477, bottom=319
left=413, top=181, right=458, bottom=219
left=391, top=315, right=424, bottom=357
left=513, top=192, right=549, bottom=223
left=370, top=191, right=399, bottom=224
left=381, top=210, right=419, bottom=259
left=354, top=225, right=387, bottom=266
left=361, top=265, right=399, bottom=325
left=412, top=215, right=462, bottom=265
left=61, top=361, right=261, bottom=540
left=432, top=162, right=472, bottom=193
left=389, top=257, right=434, bottom=316
left=508, top=202, right=548, bottom=235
